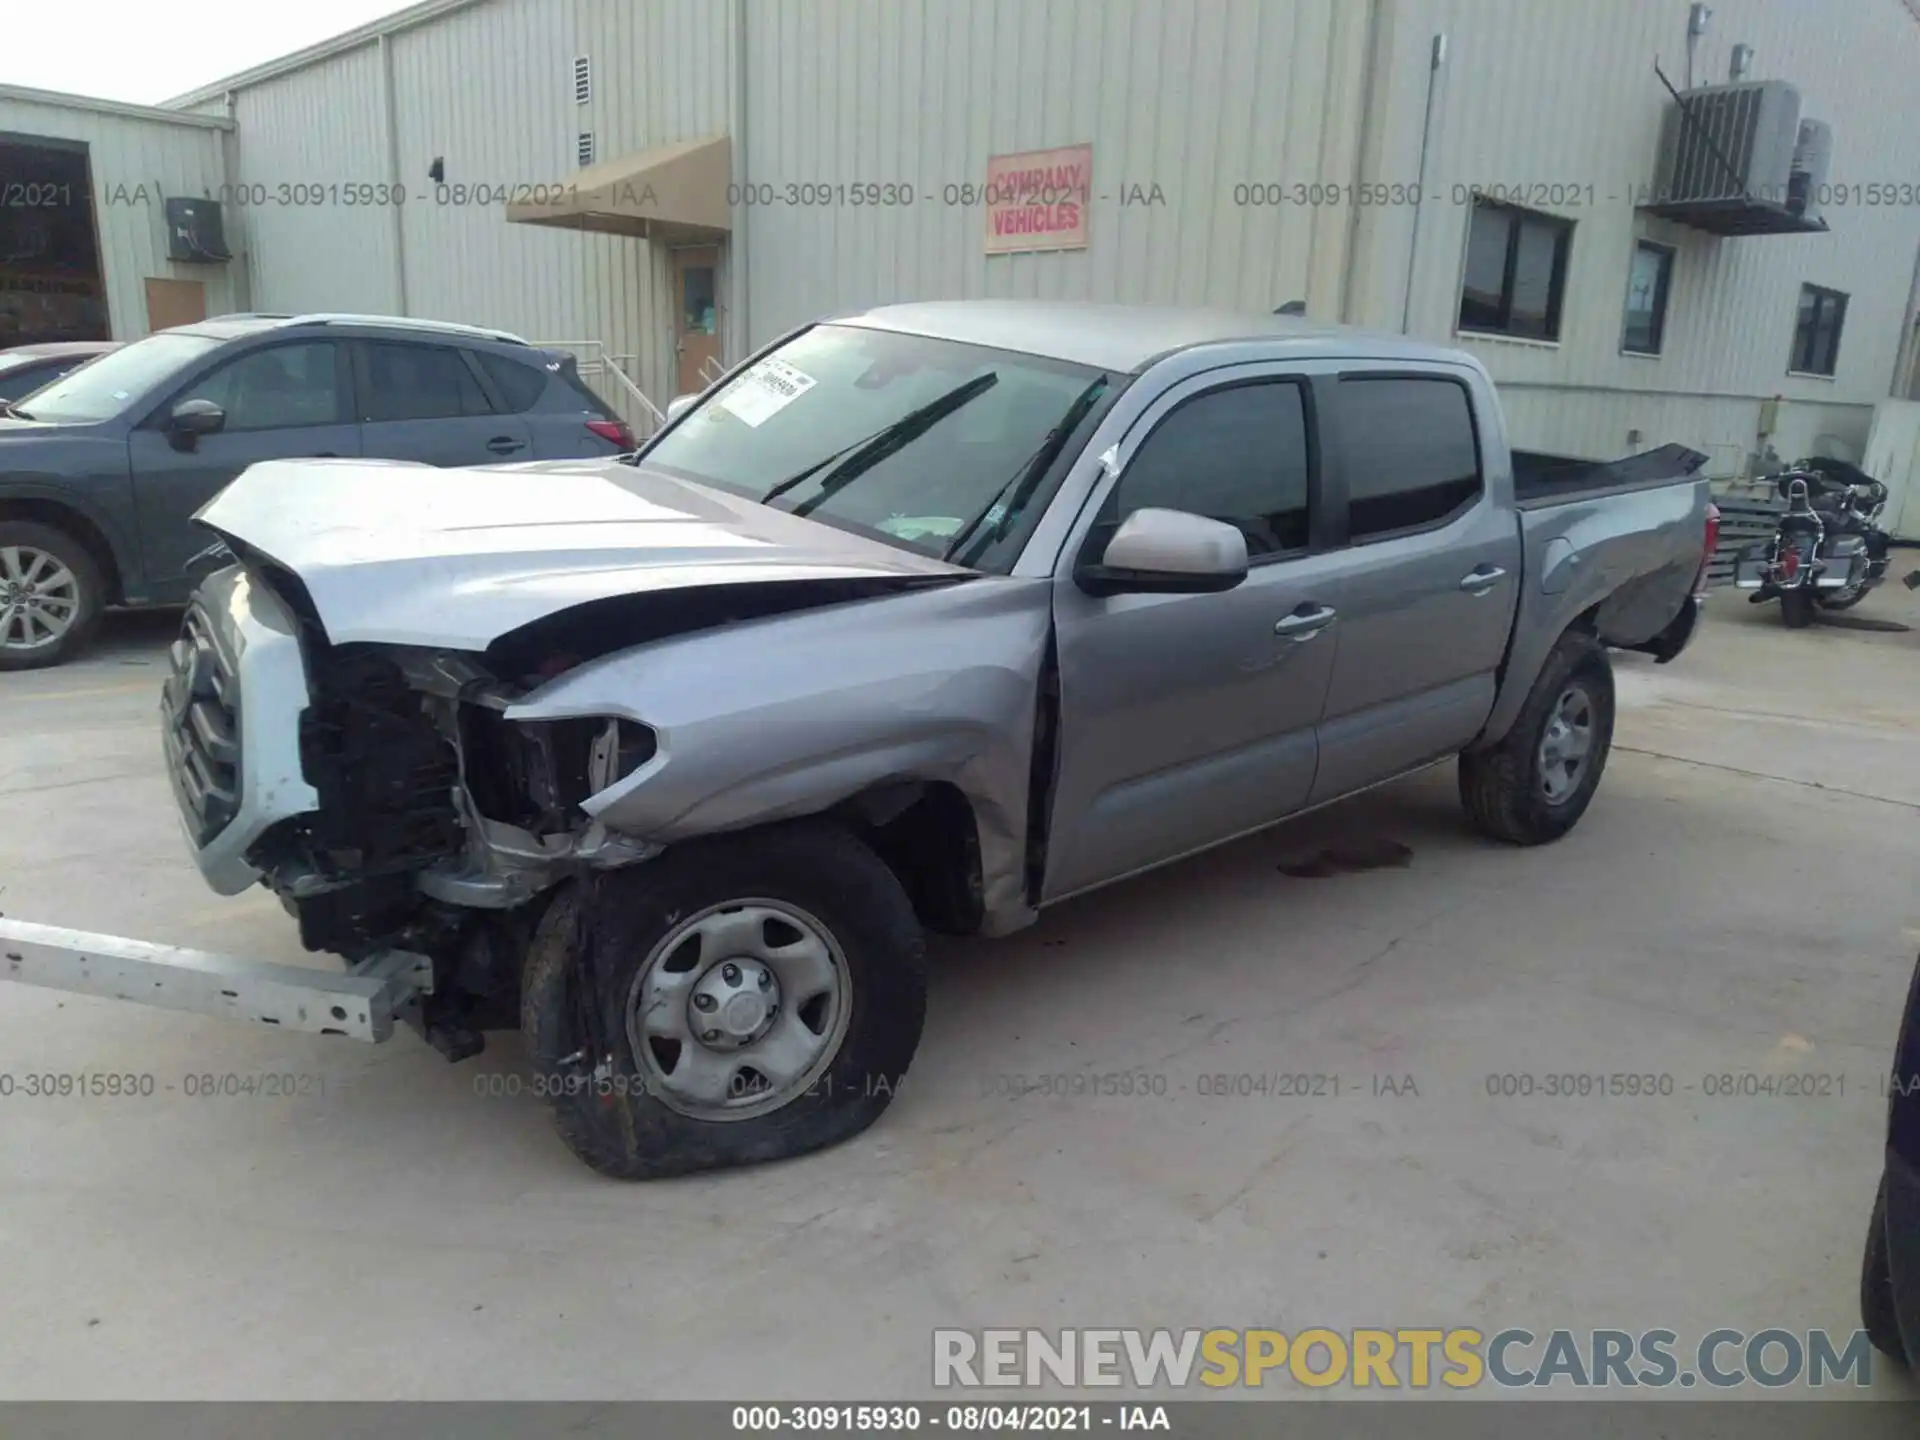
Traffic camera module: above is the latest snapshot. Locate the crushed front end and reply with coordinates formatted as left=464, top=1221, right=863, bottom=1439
left=158, top=563, right=660, bottom=1054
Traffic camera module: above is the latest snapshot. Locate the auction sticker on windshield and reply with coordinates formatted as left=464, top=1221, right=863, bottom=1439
left=716, top=358, right=817, bottom=427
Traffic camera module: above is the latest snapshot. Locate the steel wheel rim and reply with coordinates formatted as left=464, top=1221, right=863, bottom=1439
left=0, top=545, right=81, bottom=652
left=625, top=898, right=851, bottom=1122
left=1537, top=684, right=1595, bottom=804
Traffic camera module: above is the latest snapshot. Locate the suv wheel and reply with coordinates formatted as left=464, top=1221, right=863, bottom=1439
left=0, top=521, right=104, bottom=670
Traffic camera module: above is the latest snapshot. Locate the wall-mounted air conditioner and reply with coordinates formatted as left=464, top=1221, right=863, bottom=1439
left=1644, top=79, right=1830, bottom=235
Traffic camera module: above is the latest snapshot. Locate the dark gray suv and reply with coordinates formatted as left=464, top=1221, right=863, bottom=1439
left=0, top=313, right=638, bottom=668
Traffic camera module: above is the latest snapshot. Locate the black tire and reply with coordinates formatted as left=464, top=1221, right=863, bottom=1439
left=1815, top=583, right=1869, bottom=612
left=1459, top=630, right=1615, bottom=846
left=1864, top=1176, right=1908, bottom=1365
left=520, top=822, right=928, bottom=1179
left=0, top=520, right=105, bottom=671
left=1780, top=588, right=1816, bottom=628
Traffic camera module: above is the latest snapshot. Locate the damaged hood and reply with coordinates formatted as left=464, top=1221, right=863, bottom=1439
left=195, top=456, right=967, bottom=648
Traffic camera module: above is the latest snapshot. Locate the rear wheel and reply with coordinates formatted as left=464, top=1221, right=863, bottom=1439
left=0, top=521, right=103, bottom=670
left=1780, top=588, right=1816, bottom=628
left=520, top=823, right=928, bottom=1179
left=1459, top=630, right=1615, bottom=846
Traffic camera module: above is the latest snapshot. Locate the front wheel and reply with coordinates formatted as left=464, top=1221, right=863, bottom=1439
left=1815, top=581, right=1869, bottom=612
left=1780, top=588, right=1816, bottom=628
left=1459, top=630, right=1615, bottom=846
left=0, top=521, right=104, bottom=670
left=520, top=823, right=928, bottom=1179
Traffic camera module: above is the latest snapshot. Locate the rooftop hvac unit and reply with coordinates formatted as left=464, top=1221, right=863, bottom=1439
left=1645, top=79, right=1829, bottom=235
left=1788, top=118, right=1833, bottom=223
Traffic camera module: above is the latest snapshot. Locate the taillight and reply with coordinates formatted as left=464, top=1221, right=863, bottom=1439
left=1778, top=547, right=1801, bottom=581
left=587, top=417, right=636, bottom=449
left=1694, top=502, right=1720, bottom=597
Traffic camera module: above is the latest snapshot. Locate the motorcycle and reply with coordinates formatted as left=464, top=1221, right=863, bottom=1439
left=1733, top=456, right=1893, bottom=628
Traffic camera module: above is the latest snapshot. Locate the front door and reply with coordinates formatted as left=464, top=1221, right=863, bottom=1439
left=672, top=246, right=722, bottom=396
left=1043, top=368, right=1343, bottom=901
left=127, top=338, right=361, bottom=598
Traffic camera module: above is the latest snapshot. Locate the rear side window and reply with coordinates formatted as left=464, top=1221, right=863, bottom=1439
left=1108, top=380, right=1311, bottom=558
left=1333, top=377, right=1481, bottom=541
left=475, top=351, right=550, bottom=412
left=363, top=342, right=493, bottom=421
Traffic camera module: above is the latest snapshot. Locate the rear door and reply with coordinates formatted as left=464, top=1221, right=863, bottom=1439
left=1307, top=368, right=1521, bottom=804
left=126, top=338, right=361, bottom=596
left=1044, top=365, right=1344, bottom=901
left=352, top=339, right=532, bottom=466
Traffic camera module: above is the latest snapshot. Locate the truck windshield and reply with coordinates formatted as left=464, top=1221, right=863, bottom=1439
left=11, top=332, right=224, bottom=424
left=638, top=324, right=1111, bottom=570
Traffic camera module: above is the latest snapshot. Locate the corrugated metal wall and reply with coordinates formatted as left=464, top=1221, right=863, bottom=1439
left=226, top=46, right=398, bottom=315
left=186, top=0, right=1920, bottom=464
left=0, top=94, right=238, bottom=340
left=1351, top=0, right=1920, bottom=465
left=739, top=0, right=1362, bottom=342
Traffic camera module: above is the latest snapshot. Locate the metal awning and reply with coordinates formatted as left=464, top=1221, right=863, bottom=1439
left=505, top=134, right=731, bottom=244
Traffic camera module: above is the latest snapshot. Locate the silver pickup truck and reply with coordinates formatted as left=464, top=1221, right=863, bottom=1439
left=0, top=302, right=1716, bottom=1178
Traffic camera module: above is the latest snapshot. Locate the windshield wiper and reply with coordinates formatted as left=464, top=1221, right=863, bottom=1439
left=942, top=375, right=1109, bottom=566
left=759, top=372, right=999, bottom=512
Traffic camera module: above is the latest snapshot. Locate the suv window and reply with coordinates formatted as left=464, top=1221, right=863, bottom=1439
left=1333, top=377, right=1481, bottom=540
left=362, top=342, right=493, bottom=421
left=1107, top=380, right=1310, bottom=557
left=179, top=342, right=344, bottom=431
left=476, top=351, right=550, bottom=412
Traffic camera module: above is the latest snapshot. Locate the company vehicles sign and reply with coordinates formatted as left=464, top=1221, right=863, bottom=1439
left=984, top=144, right=1091, bottom=255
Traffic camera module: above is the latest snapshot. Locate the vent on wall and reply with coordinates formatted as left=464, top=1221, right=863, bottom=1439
left=578, top=132, right=595, bottom=167
left=573, top=55, right=591, bottom=105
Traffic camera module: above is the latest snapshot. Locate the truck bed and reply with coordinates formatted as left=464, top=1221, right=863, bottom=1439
left=1513, top=444, right=1710, bottom=508
left=1475, top=450, right=1713, bottom=748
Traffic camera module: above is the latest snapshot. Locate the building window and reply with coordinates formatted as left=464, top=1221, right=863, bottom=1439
left=1790, top=284, right=1847, bottom=376
left=573, top=56, right=592, bottom=105
left=1621, top=240, right=1674, bottom=355
left=1457, top=197, right=1574, bottom=342
left=577, top=131, right=595, bottom=166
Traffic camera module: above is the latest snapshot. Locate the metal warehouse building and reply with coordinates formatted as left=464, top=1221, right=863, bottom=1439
left=11, top=0, right=1920, bottom=483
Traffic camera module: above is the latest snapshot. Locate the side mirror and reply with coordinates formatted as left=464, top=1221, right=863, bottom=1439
left=665, top=393, right=699, bottom=423
left=168, top=398, right=226, bottom=449
left=1076, top=507, right=1249, bottom=598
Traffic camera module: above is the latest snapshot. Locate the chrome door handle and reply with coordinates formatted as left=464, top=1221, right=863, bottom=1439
left=1459, top=566, right=1507, bottom=593
left=1275, top=605, right=1336, bottom=638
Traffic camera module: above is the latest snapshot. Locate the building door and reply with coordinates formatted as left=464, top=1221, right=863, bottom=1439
left=672, top=245, right=721, bottom=397
left=144, top=277, right=206, bottom=333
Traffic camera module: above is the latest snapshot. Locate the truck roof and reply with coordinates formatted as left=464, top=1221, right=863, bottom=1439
left=835, top=300, right=1474, bottom=375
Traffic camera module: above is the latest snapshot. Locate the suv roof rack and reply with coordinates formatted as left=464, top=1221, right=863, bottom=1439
left=283, top=313, right=531, bottom=345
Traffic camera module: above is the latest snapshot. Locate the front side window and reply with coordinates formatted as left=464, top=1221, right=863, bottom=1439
left=1333, top=377, right=1482, bottom=541
left=10, top=331, right=222, bottom=423
left=1458, top=197, right=1574, bottom=342
left=178, top=342, right=343, bottom=431
left=1790, top=284, right=1847, bottom=376
left=639, top=323, right=1114, bottom=570
left=1622, top=241, right=1675, bottom=355
left=1101, top=381, right=1311, bottom=559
